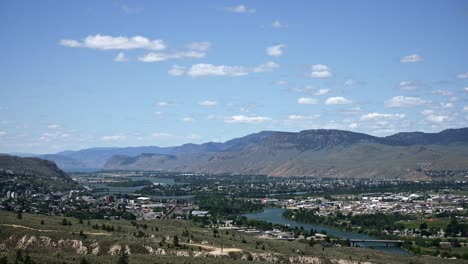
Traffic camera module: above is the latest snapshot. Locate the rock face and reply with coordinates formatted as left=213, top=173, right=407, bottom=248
left=103, top=128, right=468, bottom=179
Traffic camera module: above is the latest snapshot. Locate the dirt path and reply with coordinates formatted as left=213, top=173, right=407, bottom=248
left=0, top=224, right=55, bottom=232
left=83, top=232, right=111, bottom=236
left=182, top=243, right=242, bottom=255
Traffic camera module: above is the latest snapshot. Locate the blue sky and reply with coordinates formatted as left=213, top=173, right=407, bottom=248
left=0, top=0, right=467, bottom=153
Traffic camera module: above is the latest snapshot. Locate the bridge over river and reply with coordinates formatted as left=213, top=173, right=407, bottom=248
left=349, top=239, right=404, bottom=247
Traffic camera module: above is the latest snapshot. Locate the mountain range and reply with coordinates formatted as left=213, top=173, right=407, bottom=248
left=12, top=127, right=467, bottom=179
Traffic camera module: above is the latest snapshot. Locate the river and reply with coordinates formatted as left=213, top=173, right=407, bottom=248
left=244, top=208, right=409, bottom=255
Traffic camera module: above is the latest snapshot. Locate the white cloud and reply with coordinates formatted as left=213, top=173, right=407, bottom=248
left=421, top=109, right=434, bottom=115
left=385, top=96, right=429, bottom=107
left=274, top=80, right=287, bottom=85
left=314, top=89, right=329, bottom=95
left=266, top=44, right=285, bottom=57
left=182, top=117, right=195, bottom=122
left=272, top=20, right=287, bottom=28
left=223, top=5, right=256, bottom=13
left=114, top=52, right=128, bottom=62
left=348, top=123, right=358, bottom=129
left=399, top=81, right=418, bottom=90
left=139, top=51, right=205, bottom=62
left=225, top=115, right=271, bottom=124
left=187, top=63, right=248, bottom=77
left=457, top=72, right=468, bottom=79
left=432, top=90, right=452, bottom=96
left=0, top=131, right=6, bottom=137
left=297, top=97, right=318, bottom=105
left=465, top=87, right=468, bottom=92
left=168, top=65, right=185, bottom=76
left=253, top=61, right=279, bottom=72
left=47, top=124, right=61, bottom=129
left=187, top=42, right=211, bottom=51
left=360, top=113, right=405, bottom=121
left=157, top=101, right=170, bottom=107
left=344, top=79, right=357, bottom=86
left=152, top=132, right=174, bottom=138
left=464, top=106, right=468, bottom=112
left=101, top=135, right=127, bottom=141
left=325, top=97, right=352, bottom=105
left=426, top=115, right=449, bottom=123
left=400, top=54, right=423, bottom=63
left=198, top=100, right=218, bottom=106
left=287, top=115, right=319, bottom=120
left=310, top=64, right=332, bottom=78
left=60, top=34, right=166, bottom=50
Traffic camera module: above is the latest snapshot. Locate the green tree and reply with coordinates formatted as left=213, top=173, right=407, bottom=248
left=61, top=218, right=67, bottom=226
left=173, top=235, right=179, bottom=247
left=0, top=255, right=8, bottom=264
left=14, top=250, right=23, bottom=264
left=16, top=211, right=22, bottom=220
left=117, top=248, right=129, bottom=264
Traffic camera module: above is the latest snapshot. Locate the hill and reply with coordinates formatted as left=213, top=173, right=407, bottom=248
left=0, top=155, right=78, bottom=190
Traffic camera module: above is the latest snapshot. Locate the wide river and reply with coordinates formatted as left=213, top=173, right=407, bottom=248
left=244, top=208, right=409, bottom=255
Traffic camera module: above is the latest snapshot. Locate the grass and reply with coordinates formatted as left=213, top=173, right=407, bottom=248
left=398, top=218, right=451, bottom=229
left=0, top=210, right=467, bottom=264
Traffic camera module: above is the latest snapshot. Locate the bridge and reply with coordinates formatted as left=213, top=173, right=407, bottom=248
left=349, top=239, right=404, bottom=247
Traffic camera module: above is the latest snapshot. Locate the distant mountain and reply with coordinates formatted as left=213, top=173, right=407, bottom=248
left=103, top=128, right=468, bottom=179
left=31, top=127, right=468, bottom=179
left=0, top=155, right=78, bottom=190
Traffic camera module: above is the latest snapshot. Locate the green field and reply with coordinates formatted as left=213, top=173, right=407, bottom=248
left=0, top=210, right=467, bottom=264
left=399, top=218, right=451, bottom=229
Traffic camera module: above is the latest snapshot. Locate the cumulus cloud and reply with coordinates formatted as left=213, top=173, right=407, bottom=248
left=426, top=115, right=449, bottom=123
left=182, top=117, right=195, bottom=122
left=272, top=20, right=287, bottom=28
left=187, top=63, right=248, bottom=77
left=400, top=54, right=423, bottom=63
left=114, top=52, right=128, bottom=62
left=223, top=5, right=256, bottom=13
left=152, top=132, right=174, bottom=138
left=348, top=123, right=358, bottom=129
left=253, top=61, right=279, bottom=72
left=198, top=100, right=218, bottom=106
left=168, top=65, right=185, bottom=76
left=297, top=97, right=318, bottom=105
left=399, top=81, right=418, bottom=90
left=457, top=72, right=468, bottom=79
left=314, top=89, right=329, bottom=95
left=274, top=80, right=287, bottom=86
left=101, top=135, right=127, bottom=141
left=385, top=96, right=429, bottom=107
left=187, top=42, right=211, bottom=51
left=360, top=112, right=405, bottom=121
left=47, top=124, right=61, bottom=129
left=344, top=79, right=358, bottom=86
left=225, top=115, right=271, bottom=124
left=0, top=131, right=6, bottom=137
left=287, top=114, right=319, bottom=120
left=310, top=64, right=332, bottom=78
left=266, top=44, right=285, bottom=57
left=464, top=87, right=468, bottom=92
left=431, top=90, right=453, bottom=96
left=138, top=51, right=205, bottom=62
left=157, top=101, right=170, bottom=107
left=325, top=97, right=352, bottom=105
left=60, top=34, right=166, bottom=50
